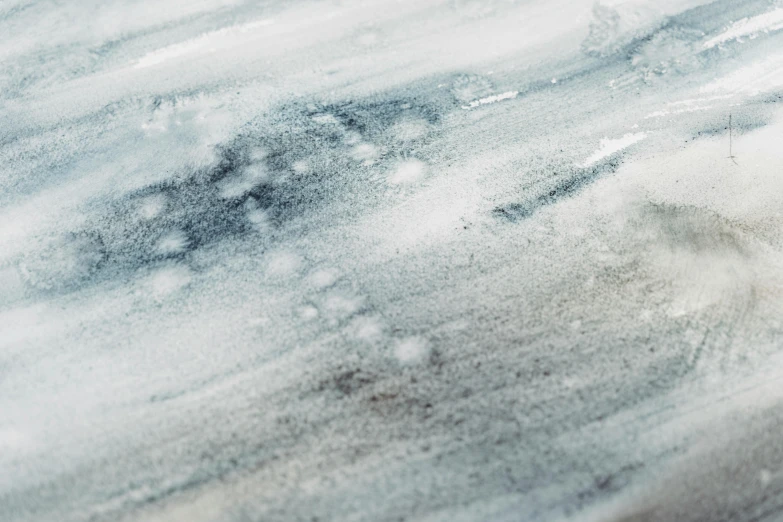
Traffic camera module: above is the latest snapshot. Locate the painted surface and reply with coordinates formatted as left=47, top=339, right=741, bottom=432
left=2, top=1, right=783, bottom=521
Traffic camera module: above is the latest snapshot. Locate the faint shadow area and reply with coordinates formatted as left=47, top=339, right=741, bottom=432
left=606, top=395, right=783, bottom=522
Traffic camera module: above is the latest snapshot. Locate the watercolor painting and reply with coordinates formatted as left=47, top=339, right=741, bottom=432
left=2, top=1, right=783, bottom=521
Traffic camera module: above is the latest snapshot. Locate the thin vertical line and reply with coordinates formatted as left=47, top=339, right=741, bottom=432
left=729, top=114, right=732, bottom=157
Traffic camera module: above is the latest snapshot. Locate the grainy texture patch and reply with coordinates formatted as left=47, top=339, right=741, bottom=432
left=2, top=1, right=783, bottom=521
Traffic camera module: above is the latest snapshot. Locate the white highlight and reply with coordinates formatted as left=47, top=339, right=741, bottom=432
left=291, top=160, right=310, bottom=174
left=156, top=229, right=189, bottom=255
left=580, top=132, right=647, bottom=167
left=0, top=428, right=32, bottom=453
left=703, top=9, right=783, bottom=49
left=246, top=208, right=269, bottom=231
left=462, top=90, right=519, bottom=109
left=644, top=105, right=714, bottom=119
left=134, top=19, right=275, bottom=69
left=323, top=291, right=364, bottom=320
left=667, top=95, right=735, bottom=106
left=266, top=251, right=302, bottom=277
left=393, top=336, right=430, bottom=364
left=388, top=119, right=430, bottom=142
left=298, top=306, right=319, bottom=320
left=148, top=265, right=191, bottom=298
left=388, top=159, right=426, bottom=185
left=643, top=94, right=735, bottom=119
left=350, top=316, right=384, bottom=343
left=701, top=52, right=783, bottom=95
left=308, top=268, right=339, bottom=289
left=219, top=163, right=268, bottom=199
left=137, top=194, right=167, bottom=220
left=349, top=143, right=378, bottom=162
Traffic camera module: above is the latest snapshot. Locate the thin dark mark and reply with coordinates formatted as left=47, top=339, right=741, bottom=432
left=688, top=325, right=710, bottom=372
left=728, top=113, right=738, bottom=165
left=493, top=159, right=621, bottom=222
left=317, top=368, right=376, bottom=397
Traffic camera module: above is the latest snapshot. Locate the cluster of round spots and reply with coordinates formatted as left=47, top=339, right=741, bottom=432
left=32, top=93, right=445, bottom=299
left=295, top=267, right=364, bottom=324
left=312, top=101, right=440, bottom=190
left=291, top=263, right=432, bottom=365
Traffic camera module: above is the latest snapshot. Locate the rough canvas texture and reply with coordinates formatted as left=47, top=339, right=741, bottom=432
left=2, top=1, right=783, bottom=521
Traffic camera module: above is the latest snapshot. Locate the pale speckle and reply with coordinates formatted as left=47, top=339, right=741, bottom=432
left=323, top=291, right=364, bottom=320
left=292, top=159, right=310, bottom=174
left=350, top=143, right=379, bottom=162
left=349, top=315, right=384, bottom=343
left=299, top=305, right=319, bottom=320
left=156, top=229, right=189, bottom=256
left=388, top=159, right=427, bottom=185
left=148, top=264, right=191, bottom=298
left=308, top=268, right=339, bottom=289
left=393, top=336, right=430, bottom=364
left=266, top=251, right=303, bottom=277
left=219, top=163, right=268, bottom=199
left=137, top=194, right=167, bottom=220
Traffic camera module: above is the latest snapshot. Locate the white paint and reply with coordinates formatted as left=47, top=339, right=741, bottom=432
left=137, top=194, right=167, bottom=220
left=702, top=52, right=783, bottom=95
left=311, top=114, right=340, bottom=125
left=388, top=159, right=427, bottom=185
left=388, top=119, right=430, bottom=142
left=4, top=0, right=783, bottom=519
left=461, top=90, right=519, bottom=109
left=298, top=306, right=319, bottom=320
left=156, top=230, right=189, bottom=255
left=703, top=9, right=783, bottom=49
left=643, top=94, right=736, bottom=119
left=219, top=163, right=268, bottom=199
left=393, top=336, right=430, bottom=364
left=248, top=146, right=268, bottom=162
left=580, top=132, right=647, bottom=167
left=0, top=266, right=25, bottom=304
left=308, top=268, right=339, bottom=289
left=350, top=316, right=384, bottom=343
left=644, top=105, right=714, bottom=119
left=266, top=251, right=302, bottom=277
left=148, top=264, right=192, bottom=298
left=322, top=291, right=364, bottom=319
left=349, top=143, right=379, bottom=162
left=0, top=428, right=33, bottom=453
left=134, top=19, right=276, bottom=69
left=291, top=160, right=310, bottom=174
left=246, top=208, right=269, bottom=231
left=667, top=94, right=734, bottom=107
